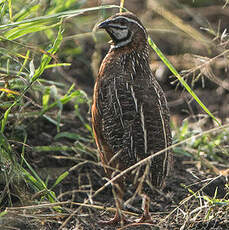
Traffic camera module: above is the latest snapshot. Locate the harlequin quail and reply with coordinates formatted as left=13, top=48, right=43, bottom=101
left=92, top=12, right=172, bottom=224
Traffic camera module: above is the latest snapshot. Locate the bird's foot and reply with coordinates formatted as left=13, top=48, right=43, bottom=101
left=135, top=194, right=154, bottom=223
left=99, top=212, right=128, bottom=225
left=136, top=213, right=154, bottom=224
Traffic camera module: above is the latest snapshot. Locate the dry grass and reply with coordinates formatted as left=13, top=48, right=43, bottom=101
left=0, top=0, right=228, bottom=229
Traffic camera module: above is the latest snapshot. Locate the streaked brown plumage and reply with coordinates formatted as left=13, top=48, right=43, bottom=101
left=92, top=12, right=172, bottom=224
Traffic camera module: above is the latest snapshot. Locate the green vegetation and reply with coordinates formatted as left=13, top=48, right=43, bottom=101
left=0, top=0, right=228, bottom=229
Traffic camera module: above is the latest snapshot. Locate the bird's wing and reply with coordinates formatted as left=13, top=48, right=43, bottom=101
left=93, top=71, right=172, bottom=186
left=134, top=77, right=172, bottom=187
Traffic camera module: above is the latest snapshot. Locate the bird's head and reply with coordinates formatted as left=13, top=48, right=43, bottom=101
left=97, top=12, right=148, bottom=49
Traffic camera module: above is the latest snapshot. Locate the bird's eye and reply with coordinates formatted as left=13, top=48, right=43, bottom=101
left=119, top=19, right=125, bottom=25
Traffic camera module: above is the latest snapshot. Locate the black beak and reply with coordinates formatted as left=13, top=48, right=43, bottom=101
left=97, top=20, right=110, bottom=29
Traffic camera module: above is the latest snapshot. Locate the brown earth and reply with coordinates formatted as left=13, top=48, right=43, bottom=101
left=1, top=1, right=229, bottom=230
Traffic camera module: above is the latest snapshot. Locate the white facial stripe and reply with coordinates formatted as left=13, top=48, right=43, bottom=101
left=112, top=35, right=132, bottom=48
left=111, top=16, right=147, bottom=39
left=108, top=23, right=127, bottom=30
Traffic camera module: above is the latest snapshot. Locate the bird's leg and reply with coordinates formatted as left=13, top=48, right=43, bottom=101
left=136, top=194, right=153, bottom=223
left=99, top=181, right=127, bottom=225
left=99, top=208, right=121, bottom=225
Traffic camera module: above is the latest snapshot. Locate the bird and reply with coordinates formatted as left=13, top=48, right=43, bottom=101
left=91, top=12, right=172, bottom=224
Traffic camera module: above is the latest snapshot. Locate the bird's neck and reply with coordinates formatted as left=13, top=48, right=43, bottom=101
left=98, top=42, right=150, bottom=81
left=105, top=43, right=150, bottom=79
left=109, top=42, right=149, bottom=62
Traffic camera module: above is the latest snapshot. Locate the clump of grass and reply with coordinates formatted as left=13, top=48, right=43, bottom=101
left=0, top=0, right=121, bottom=202
left=173, top=118, right=229, bottom=170
left=0, top=0, right=94, bottom=210
left=0, top=0, right=229, bottom=229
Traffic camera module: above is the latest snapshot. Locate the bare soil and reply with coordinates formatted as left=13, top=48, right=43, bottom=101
left=1, top=1, right=229, bottom=230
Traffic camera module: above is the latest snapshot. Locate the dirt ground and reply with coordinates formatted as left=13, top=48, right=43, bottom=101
left=1, top=1, right=229, bottom=230
left=2, top=147, right=228, bottom=229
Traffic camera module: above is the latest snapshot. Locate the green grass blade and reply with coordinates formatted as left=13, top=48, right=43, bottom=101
left=50, top=171, right=69, bottom=190
left=45, top=63, right=71, bottom=69
left=54, top=132, right=91, bottom=142
left=148, top=37, right=221, bottom=126
left=120, top=0, right=125, bottom=12
left=8, top=0, right=13, bottom=22
left=13, top=4, right=40, bottom=22
left=1, top=105, right=12, bottom=133
left=30, top=21, right=63, bottom=83
left=0, top=5, right=121, bottom=29
left=21, top=156, right=47, bottom=190
left=0, top=131, right=13, bottom=161
left=4, top=21, right=61, bottom=40
left=0, top=210, right=8, bottom=218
